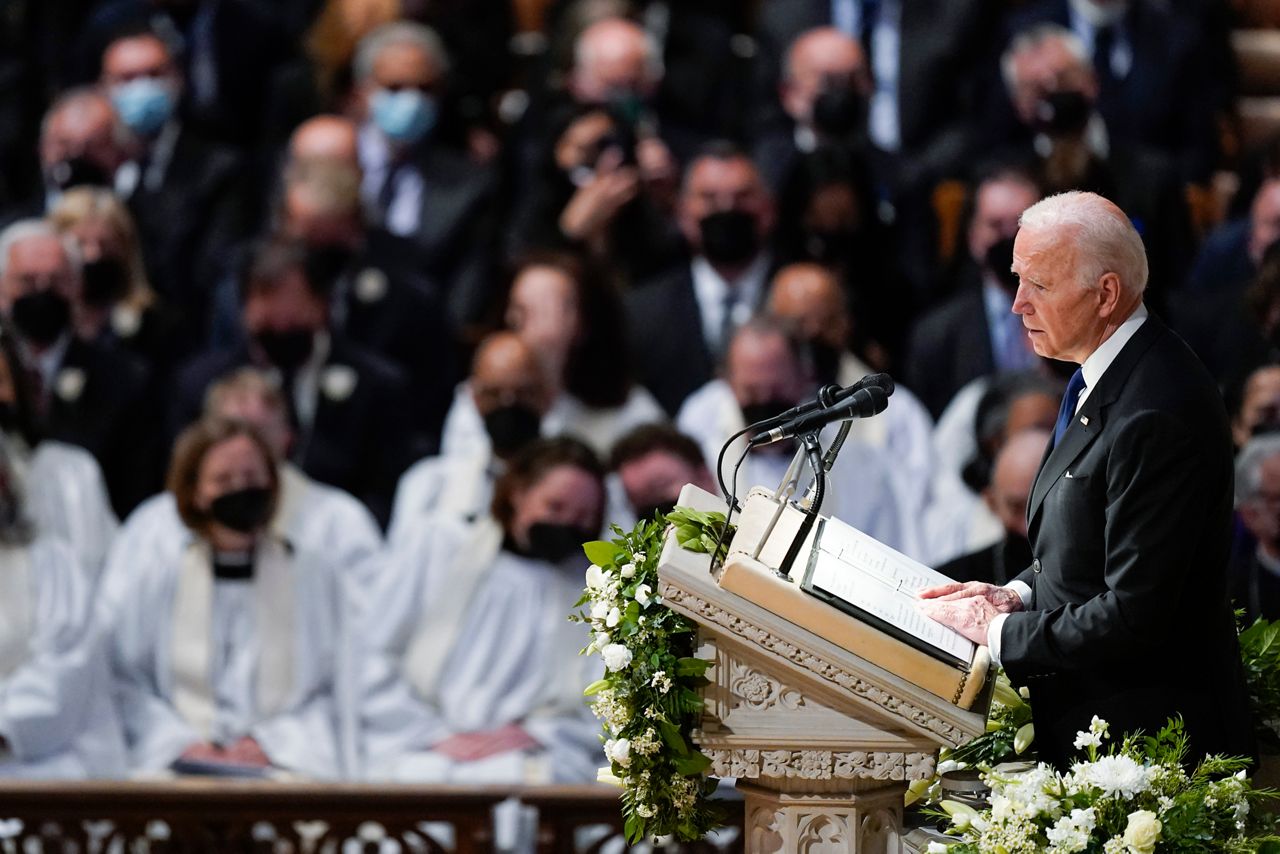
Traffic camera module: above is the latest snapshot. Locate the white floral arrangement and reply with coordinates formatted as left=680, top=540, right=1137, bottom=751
left=571, top=508, right=734, bottom=844
left=930, top=716, right=1280, bottom=853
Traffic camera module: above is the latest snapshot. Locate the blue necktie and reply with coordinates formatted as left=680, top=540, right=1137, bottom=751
left=1054, top=369, right=1087, bottom=446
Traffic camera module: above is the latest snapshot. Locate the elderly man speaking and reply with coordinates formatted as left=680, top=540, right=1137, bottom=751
left=919, top=191, right=1255, bottom=767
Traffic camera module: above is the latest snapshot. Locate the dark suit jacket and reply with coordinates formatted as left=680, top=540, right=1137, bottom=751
left=626, top=264, right=716, bottom=417
left=1001, top=313, right=1255, bottom=766
left=938, top=536, right=1030, bottom=588
left=1229, top=550, right=1280, bottom=625
left=905, top=268, right=996, bottom=418
left=41, top=336, right=159, bottom=517
left=171, top=336, right=416, bottom=526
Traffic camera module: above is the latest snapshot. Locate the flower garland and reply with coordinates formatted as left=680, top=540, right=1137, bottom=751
left=571, top=507, right=734, bottom=844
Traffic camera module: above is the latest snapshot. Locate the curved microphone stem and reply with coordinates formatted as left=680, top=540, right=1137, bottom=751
left=777, top=430, right=826, bottom=581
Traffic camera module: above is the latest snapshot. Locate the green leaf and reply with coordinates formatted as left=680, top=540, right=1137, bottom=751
left=657, top=719, right=690, bottom=756
left=583, top=679, right=609, bottom=696
left=675, top=657, right=713, bottom=677
left=583, top=540, right=618, bottom=567
left=673, top=752, right=713, bottom=776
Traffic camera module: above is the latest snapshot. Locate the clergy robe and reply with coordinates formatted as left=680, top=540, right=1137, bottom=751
left=439, top=381, right=667, bottom=462
left=12, top=439, right=118, bottom=581
left=675, top=379, right=916, bottom=559
left=100, top=535, right=352, bottom=778
left=356, top=516, right=601, bottom=783
left=387, top=451, right=497, bottom=547
left=0, top=537, right=127, bottom=778
left=106, top=463, right=381, bottom=580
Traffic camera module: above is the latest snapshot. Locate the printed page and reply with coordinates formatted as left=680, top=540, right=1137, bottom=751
left=807, top=518, right=976, bottom=663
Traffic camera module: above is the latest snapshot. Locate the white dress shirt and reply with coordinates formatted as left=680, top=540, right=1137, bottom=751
left=690, top=254, right=770, bottom=356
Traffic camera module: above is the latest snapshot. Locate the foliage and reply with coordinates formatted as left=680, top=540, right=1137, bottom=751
left=571, top=507, right=735, bottom=844
left=928, top=716, right=1280, bottom=853
left=1239, top=616, right=1280, bottom=749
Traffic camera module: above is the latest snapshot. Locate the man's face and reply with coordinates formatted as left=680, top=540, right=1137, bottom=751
left=727, top=330, right=805, bottom=410
left=677, top=157, right=775, bottom=252
left=1249, top=182, right=1280, bottom=267
left=39, top=98, right=125, bottom=177
left=470, top=338, right=552, bottom=419
left=1008, top=38, right=1098, bottom=128
left=780, top=32, right=868, bottom=126
left=969, top=179, right=1040, bottom=268
left=571, top=24, right=655, bottom=105
left=101, top=35, right=180, bottom=91
left=242, top=270, right=327, bottom=337
left=365, top=42, right=441, bottom=104
left=1235, top=367, right=1280, bottom=447
left=1242, top=454, right=1280, bottom=552
left=1, top=236, right=77, bottom=312
left=211, top=391, right=292, bottom=459
left=1011, top=226, right=1105, bottom=363
left=618, top=450, right=709, bottom=517
left=509, top=464, right=603, bottom=546
left=768, top=267, right=849, bottom=350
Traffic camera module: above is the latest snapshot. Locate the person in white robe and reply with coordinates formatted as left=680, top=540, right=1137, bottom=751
left=677, top=318, right=912, bottom=557
left=108, top=368, right=380, bottom=576
left=439, top=255, right=665, bottom=462
left=766, top=263, right=936, bottom=526
left=0, top=443, right=126, bottom=779
left=100, top=418, right=351, bottom=779
left=357, top=437, right=605, bottom=784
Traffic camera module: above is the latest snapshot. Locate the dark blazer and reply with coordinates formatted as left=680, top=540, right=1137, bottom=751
left=625, top=264, right=716, bottom=417
left=42, top=336, right=159, bottom=517
left=1229, top=551, right=1280, bottom=625
left=171, top=336, right=417, bottom=526
left=904, top=269, right=996, bottom=419
left=938, top=536, right=1031, bottom=588
left=1000, top=313, right=1256, bottom=766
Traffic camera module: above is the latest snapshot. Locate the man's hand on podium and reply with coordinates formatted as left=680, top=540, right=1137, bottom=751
left=916, top=581, right=1026, bottom=646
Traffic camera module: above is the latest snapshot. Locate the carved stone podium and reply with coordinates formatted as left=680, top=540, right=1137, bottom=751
left=657, top=486, right=989, bottom=853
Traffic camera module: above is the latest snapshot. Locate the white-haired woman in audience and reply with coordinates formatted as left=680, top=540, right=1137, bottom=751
left=0, top=437, right=125, bottom=778
left=99, top=418, right=352, bottom=778
left=357, top=436, right=604, bottom=783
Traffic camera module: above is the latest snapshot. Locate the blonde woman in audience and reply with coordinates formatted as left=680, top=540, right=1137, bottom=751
left=109, top=367, right=380, bottom=574
left=48, top=186, right=178, bottom=368
left=100, top=418, right=352, bottom=778
left=0, top=440, right=126, bottom=778
left=439, top=253, right=665, bottom=462
left=358, top=437, right=604, bottom=783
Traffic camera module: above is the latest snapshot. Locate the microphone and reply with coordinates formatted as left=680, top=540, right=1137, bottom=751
left=749, top=385, right=890, bottom=446
left=745, top=373, right=895, bottom=431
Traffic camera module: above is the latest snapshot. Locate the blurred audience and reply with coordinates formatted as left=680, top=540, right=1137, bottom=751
left=610, top=422, right=716, bottom=523
left=1235, top=435, right=1280, bottom=623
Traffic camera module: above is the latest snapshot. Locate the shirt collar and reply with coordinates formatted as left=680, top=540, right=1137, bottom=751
left=1080, top=302, right=1148, bottom=395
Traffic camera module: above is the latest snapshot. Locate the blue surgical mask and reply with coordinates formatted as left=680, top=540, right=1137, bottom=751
left=111, top=78, right=176, bottom=136
left=370, top=89, right=437, bottom=146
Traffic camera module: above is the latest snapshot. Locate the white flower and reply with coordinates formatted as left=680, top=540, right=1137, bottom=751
left=596, top=766, right=624, bottom=787
left=586, top=564, right=606, bottom=590
left=632, top=551, right=646, bottom=563
left=1073, top=730, right=1103, bottom=751
left=590, top=601, right=609, bottom=621
left=927, top=843, right=950, bottom=853
left=601, top=643, right=632, bottom=672
left=1121, top=810, right=1161, bottom=854
left=54, top=367, right=86, bottom=403
left=606, top=737, right=632, bottom=768
left=620, top=562, right=636, bottom=578
left=634, top=583, right=653, bottom=606
left=321, top=365, right=358, bottom=402
left=651, top=670, right=672, bottom=693
left=1071, top=755, right=1150, bottom=799
left=1089, top=715, right=1110, bottom=737
left=594, top=631, right=610, bottom=648
left=605, top=607, right=621, bottom=628
left=936, top=759, right=966, bottom=775
left=1045, top=807, right=1096, bottom=853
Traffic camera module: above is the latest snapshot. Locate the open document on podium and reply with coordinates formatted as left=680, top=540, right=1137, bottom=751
left=801, top=517, right=976, bottom=668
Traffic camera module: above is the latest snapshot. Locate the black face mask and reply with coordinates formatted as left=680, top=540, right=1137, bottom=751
left=12, top=289, right=71, bottom=346
left=632, top=498, right=677, bottom=523
left=699, top=210, right=761, bottom=267
left=209, top=486, right=273, bottom=534
left=483, top=403, right=542, bottom=458
left=305, top=245, right=355, bottom=293
left=741, top=398, right=795, bottom=429
left=254, top=328, right=314, bottom=371
left=48, top=156, right=112, bottom=192
left=526, top=521, right=594, bottom=564
left=812, top=85, right=866, bottom=138
left=81, top=256, right=131, bottom=307
left=0, top=403, right=16, bottom=433
left=984, top=236, right=1019, bottom=293
left=1033, top=90, right=1091, bottom=138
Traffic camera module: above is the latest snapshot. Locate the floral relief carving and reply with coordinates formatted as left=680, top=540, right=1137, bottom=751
left=729, top=660, right=806, bottom=711
left=797, top=813, right=850, bottom=853
left=658, top=581, right=968, bottom=744
left=705, top=748, right=934, bottom=781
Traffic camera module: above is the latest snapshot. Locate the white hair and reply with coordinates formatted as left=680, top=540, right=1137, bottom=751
left=1000, top=23, right=1089, bottom=95
left=1236, top=433, right=1280, bottom=506
left=573, top=18, right=665, bottom=83
left=1018, top=191, right=1149, bottom=295
left=353, top=22, right=451, bottom=85
left=0, top=219, right=83, bottom=280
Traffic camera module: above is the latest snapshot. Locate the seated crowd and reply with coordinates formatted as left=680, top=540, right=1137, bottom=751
left=0, top=0, right=1275, bottom=782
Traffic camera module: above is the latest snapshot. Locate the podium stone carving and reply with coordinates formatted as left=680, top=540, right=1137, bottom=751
left=658, top=486, right=990, bottom=854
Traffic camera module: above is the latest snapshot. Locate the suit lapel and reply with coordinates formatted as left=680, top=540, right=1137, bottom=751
left=1026, top=314, right=1166, bottom=528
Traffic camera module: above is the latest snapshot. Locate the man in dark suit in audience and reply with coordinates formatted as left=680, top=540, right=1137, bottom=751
left=907, top=166, right=1042, bottom=417
left=921, top=191, right=1255, bottom=768
left=99, top=28, right=250, bottom=344
left=351, top=21, right=498, bottom=328
left=0, top=219, right=157, bottom=516
left=627, top=142, right=776, bottom=415
left=1233, top=435, right=1280, bottom=624
left=171, top=238, right=417, bottom=526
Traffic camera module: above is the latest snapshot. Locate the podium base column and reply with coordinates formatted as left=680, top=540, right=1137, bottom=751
left=736, top=780, right=907, bottom=854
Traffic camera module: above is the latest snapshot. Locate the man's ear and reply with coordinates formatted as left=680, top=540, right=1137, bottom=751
left=1096, top=271, right=1123, bottom=318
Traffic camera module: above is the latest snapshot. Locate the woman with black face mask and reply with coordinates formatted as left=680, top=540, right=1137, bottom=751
left=49, top=188, right=182, bottom=372
left=355, top=437, right=606, bottom=784
left=100, top=418, right=350, bottom=779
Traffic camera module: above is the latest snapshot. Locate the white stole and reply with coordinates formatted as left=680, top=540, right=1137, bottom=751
left=0, top=545, right=32, bottom=679
left=170, top=539, right=297, bottom=742
left=402, top=519, right=502, bottom=705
